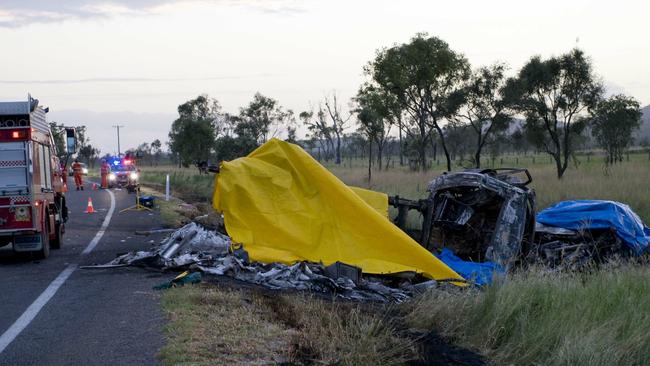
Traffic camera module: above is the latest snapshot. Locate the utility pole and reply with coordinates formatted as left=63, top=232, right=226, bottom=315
left=112, top=125, right=124, bottom=156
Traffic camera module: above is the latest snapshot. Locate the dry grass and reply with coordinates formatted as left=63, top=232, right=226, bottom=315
left=153, top=152, right=650, bottom=365
left=160, top=285, right=416, bottom=366
left=160, top=285, right=292, bottom=365
left=326, top=154, right=650, bottom=223
left=140, top=153, right=650, bottom=221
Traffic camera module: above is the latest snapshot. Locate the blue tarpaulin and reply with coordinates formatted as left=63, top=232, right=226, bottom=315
left=435, top=248, right=505, bottom=286
left=536, top=200, right=650, bottom=255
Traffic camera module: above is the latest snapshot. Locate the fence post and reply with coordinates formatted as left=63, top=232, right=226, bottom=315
left=165, top=174, right=170, bottom=201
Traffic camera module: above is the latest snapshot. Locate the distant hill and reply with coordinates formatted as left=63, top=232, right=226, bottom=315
left=638, top=105, right=650, bottom=145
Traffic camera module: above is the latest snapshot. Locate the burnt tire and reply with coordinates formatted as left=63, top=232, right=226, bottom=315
left=51, top=223, right=63, bottom=249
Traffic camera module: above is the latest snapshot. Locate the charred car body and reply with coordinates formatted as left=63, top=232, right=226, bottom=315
left=389, top=168, right=642, bottom=271
left=390, top=169, right=536, bottom=269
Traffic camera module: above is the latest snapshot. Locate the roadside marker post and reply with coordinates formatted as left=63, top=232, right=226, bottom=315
left=165, top=174, right=170, bottom=201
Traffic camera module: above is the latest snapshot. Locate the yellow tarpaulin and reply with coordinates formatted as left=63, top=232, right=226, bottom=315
left=213, top=139, right=462, bottom=281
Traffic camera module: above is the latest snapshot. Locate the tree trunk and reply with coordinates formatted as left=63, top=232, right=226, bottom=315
left=554, top=153, right=564, bottom=179
left=475, top=134, right=483, bottom=168
left=376, top=142, right=383, bottom=171
left=398, top=118, right=404, bottom=166
left=335, top=133, right=342, bottom=165
left=367, top=140, right=372, bottom=182
left=433, top=123, right=452, bottom=172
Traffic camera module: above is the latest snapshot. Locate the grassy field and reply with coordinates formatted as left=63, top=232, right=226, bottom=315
left=140, top=152, right=650, bottom=222
left=142, top=152, right=650, bottom=365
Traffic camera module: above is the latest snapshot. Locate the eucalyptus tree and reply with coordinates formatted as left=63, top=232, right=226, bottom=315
left=592, top=94, right=642, bottom=165
left=367, top=33, right=470, bottom=171
left=505, top=49, right=603, bottom=178
left=452, top=63, right=512, bottom=168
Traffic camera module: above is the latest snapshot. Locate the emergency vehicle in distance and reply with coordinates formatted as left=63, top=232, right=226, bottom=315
left=0, top=96, right=73, bottom=258
left=107, top=155, right=140, bottom=193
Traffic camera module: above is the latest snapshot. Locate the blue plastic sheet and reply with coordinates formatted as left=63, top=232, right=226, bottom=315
left=536, top=200, right=650, bottom=255
left=435, top=248, right=504, bottom=286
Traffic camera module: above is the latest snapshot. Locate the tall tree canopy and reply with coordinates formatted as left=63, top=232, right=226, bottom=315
left=367, top=33, right=470, bottom=171
left=236, top=92, right=286, bottom=144
left=168, top=95, right=221, bottom=166
left=354, top=84, right=396, bottom=172
left=452, top=63, right=512, bottom=168
left=591, top=94, right=642, bottom=165
left=505, top=49, right=603, bottom=178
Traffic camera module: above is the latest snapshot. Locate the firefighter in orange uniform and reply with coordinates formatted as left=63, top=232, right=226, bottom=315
left=100, top=159, right=110, bottom=189
left=71, top=159, right=84, bottom=190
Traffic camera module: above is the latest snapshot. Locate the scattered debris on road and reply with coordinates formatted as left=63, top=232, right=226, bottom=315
left=90, top=222, right=444, bottom=302
left=154, top=271, right=202, bottom=290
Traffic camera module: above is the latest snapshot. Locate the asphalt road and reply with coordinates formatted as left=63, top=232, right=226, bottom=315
left=0, top=181, right=175, bottom=365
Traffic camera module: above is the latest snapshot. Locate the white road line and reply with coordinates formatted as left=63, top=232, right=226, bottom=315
left=0, top=264, right=77, bottom=354
left=0, top=188, right=117, bottom=354
left=82, top=188, right=115, bottom=255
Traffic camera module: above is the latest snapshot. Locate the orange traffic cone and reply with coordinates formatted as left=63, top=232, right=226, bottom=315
left=92, top=183, right=98, bottom=190
left=85, top=197, right=95, bottom=214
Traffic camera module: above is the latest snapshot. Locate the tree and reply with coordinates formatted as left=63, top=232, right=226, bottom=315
left=453, top=63, right=512, bottom=168
left=49, top=122, right=67, bottom=159
left=323, top=92, right=352, bottom=165
left=505, top=49, right=603, bottom=178
left=168, top=95, right=221, bottom=167
left=151, top=139, right=162, bottom=165
left=301, top=109, right=334, bottom=161
left=236, top=92, right=286, bottom=144
left=354, top=84, right=395, bottom=171
left=367, top=33, right=470, bottom=171
left=78, top=144, right=100, bottom=167
left=284, top=110, right=298, bottom=143
left=591, top=94, right=642, bottom=164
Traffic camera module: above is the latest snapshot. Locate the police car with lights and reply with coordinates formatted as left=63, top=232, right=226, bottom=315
left=107, top=155, right=140, bottom=193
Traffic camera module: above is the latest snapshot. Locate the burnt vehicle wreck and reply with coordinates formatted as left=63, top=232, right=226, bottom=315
left=389, top=168, right=536, bottom=269
left=389, top=169, right=647, bottom=272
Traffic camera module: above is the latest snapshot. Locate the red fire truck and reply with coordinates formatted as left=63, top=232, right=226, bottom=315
left=0, top=96, right=71, bottom=259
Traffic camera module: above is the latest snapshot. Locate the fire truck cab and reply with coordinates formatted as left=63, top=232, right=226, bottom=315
left=0, top=96, right=70, bottom=259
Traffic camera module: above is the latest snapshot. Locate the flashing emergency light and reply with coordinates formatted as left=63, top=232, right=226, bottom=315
left=113, top=161, right=120, bottom=166
left=123, top=159, right=132, bottom=165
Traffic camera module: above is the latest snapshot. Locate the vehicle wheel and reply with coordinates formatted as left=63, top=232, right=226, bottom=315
left=51, top=223, right=63, bottom=249
left=36, top=216, right=51, bottom=259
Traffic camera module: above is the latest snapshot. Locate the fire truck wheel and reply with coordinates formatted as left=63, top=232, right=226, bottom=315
left=51, top=223, right=63, bottom=249
left=36, top=213, right=51, bottom=259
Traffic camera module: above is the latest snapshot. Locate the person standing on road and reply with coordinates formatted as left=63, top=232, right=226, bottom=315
left=72, top=159, right=84, bottom=190
left=100, top=159, right=110, bottom=189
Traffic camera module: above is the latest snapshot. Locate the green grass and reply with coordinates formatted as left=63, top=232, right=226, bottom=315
left=403, top=263, right=650, bottom=366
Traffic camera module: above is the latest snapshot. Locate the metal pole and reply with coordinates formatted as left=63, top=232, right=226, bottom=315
left=112, top=125, right=124, bottom=156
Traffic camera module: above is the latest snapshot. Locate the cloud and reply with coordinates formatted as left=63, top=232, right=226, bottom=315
left=0, top=0, right=304, bottom=27
left=0, top=73, right=282, bottom=84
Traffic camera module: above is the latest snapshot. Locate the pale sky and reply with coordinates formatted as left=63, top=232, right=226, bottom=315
left=0, top=0, right=649, bottom=154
